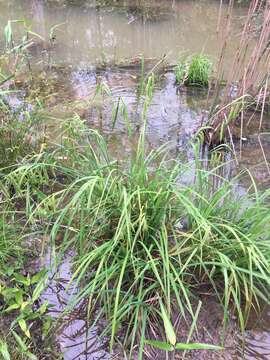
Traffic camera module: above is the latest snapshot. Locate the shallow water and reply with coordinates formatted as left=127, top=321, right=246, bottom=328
left=40, top=250, right=110, bottom=360
left=1, top=0, right=270, bottom=359
left=0, top=0, right=247, bottom=68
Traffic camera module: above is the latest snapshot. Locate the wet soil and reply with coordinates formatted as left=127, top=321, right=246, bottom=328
left=37, top=249, right=238, bottom=360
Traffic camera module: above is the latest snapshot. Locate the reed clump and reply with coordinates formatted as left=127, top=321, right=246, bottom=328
left=207, top=0, right=270, bottom=145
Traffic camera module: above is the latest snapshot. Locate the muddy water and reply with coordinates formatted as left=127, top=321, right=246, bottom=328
left=1, top=1, right=270, bottom=359
left=0, top=0, right=246, bottom=68
left=40, top=250, right=110, bottom=359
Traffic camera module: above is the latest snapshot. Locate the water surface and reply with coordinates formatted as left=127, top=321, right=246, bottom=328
left=0, top=0, right=247, bottom=68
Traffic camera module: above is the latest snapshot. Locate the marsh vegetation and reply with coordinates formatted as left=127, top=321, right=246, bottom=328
left=0, top=1, right=270, bottom=359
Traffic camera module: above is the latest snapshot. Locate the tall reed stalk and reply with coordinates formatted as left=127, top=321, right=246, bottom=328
left=208, top=0, right=270, bottom=145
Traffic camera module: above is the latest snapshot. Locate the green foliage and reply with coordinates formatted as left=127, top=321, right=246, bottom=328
left=175, top=54, right=212, bottom=86
left=0, top=268, right=51, bottom=360
left=0, top=89, right=46, bottom=170
left=0, top=213, right=24, bottom=269
left=0, top=116, right=36, bottom=169
left=10, top=331, right=38, bottom=360
left=0, top=269, right=49, bottom=338
left=4, top=19, right=44, bottom=52
left=188, top=54, right=212, bottom=85
left=145, top=300, right=223, bottom=352
left=0, top=340, right=11, bottom=360
left=174, top=61, right=188, bottom=85
left=5, top=114, right=270, bottom=356
left=159, top=300, right=176, bottom=346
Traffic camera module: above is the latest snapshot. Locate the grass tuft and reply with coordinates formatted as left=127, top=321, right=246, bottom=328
left=3, top=117, right=270, bottom=356
left=175, top=54, right=212, bottom=86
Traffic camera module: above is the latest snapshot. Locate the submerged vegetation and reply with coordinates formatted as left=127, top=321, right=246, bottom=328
left=0, top=0, right=270, bottom=359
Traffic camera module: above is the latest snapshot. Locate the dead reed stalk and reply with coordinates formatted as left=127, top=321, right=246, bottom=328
left=207, top=0, right=270, bottom=146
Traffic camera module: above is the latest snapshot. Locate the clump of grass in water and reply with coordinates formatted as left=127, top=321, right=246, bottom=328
left=175, top=54, right=212, bottom=86
left=3, top=85, right=270, bottom=358
left=7, top=131, right=270, bottom=356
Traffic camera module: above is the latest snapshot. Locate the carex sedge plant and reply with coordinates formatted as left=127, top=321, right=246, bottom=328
left=2, top=78, right=270, bottom=357
left=176, top=152, right=270, bottom=329
left=40, top=77, right=196, bottom=356
left=48, top=134, right=270, bottom=358
left=52, top=129, right=270, bottom=353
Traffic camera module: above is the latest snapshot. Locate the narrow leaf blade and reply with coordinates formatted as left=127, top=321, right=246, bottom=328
left=175, top=342, right=223, bottom=350
left=159, top=300, right=176, bottom=346
left=145, top=340, right=174, bottom=351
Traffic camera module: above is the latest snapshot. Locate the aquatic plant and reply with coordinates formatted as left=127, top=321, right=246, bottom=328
left=1, top=74, right=269, bottom=358
left=0, top=204, right=53, bottom=359
left=4, top=109, right=270, bottom=358
left=188, top=54, right=212, bottom=86
left=175, top=54, right=212, bottom=87
left=174, top=60, right=187, bottom=85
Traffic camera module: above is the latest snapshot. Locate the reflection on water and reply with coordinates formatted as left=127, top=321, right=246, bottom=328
left=0, top=0, right=246, bottom=68
left=40, top=250, right=110, bottom=360
left=237, top=306, right=270, bottom=360
left=70, top=68, right=206, bottom=154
